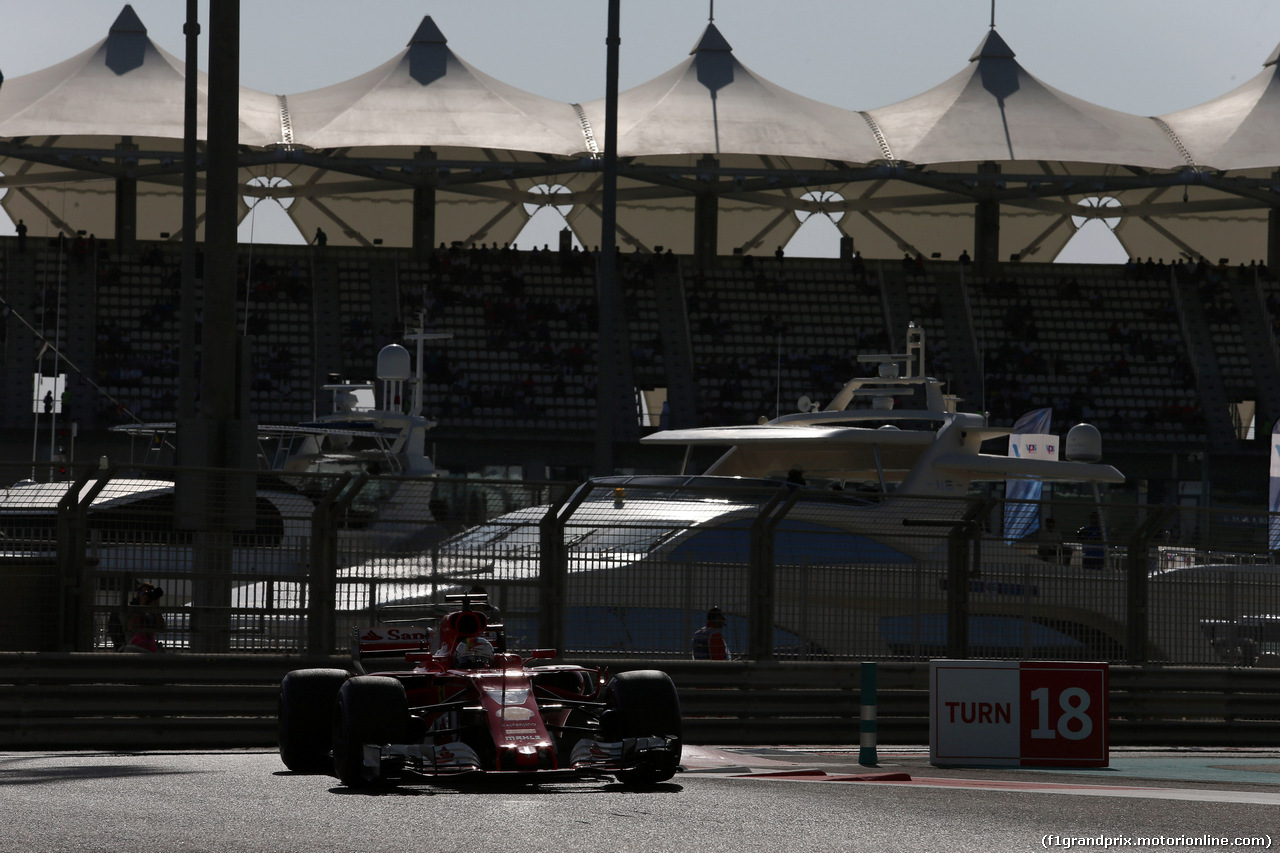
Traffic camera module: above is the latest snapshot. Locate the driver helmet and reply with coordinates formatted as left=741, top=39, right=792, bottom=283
left=454, top=636, right=495, bottom=669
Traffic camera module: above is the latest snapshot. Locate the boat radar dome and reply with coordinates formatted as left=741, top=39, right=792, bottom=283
left=377, top=344, right=412, bottom=381
left=1065, top=423, right=1103, bottom=462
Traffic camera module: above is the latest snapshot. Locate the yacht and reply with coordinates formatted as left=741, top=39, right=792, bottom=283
left=359, top=325, right=1234, bottom=661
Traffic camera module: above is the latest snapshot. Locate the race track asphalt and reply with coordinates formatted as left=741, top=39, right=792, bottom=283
left=0, top=747, right=1275, bottom=852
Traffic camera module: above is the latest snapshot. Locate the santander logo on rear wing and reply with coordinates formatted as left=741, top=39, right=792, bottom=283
left=352, top=626, right=432, bottom=657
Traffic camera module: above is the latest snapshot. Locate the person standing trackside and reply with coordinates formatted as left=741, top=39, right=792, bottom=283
left=691, top=607, right=730, bottom=660
left=1077, top=512, right=1105, bottom=571
left=119, top=583, right=166, bottom=652
left=1036, top=517, right=1070, bottom=565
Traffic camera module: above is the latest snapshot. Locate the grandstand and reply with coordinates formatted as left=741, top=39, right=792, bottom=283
left=4, top=8, right=1280, bottom=501
left=1, top=235, right=1272, bottom=502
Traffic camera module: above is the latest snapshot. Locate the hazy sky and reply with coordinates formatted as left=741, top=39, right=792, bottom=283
left=4, top=1, right=1280, bottom=259
left=7, top=1, right=1278, bottom=112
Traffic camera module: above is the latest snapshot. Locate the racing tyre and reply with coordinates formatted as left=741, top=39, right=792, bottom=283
left=603, top=670, right=682, bottom=788
left=332, top=676, right=411, bottom=789
left=278, top=668, right=348, bottom=773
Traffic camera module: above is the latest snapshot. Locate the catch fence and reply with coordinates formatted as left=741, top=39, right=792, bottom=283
left=2, top=462, right=1278, bottom=666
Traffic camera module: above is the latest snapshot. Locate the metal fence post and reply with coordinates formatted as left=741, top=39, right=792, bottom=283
left=59, top=467, right=112, bottom=651
left=904, top=498, right=990, bottom=661
left=748, top=484, right=803, bottom=661
left=306, top=472, right=358, bottom=655
left=539, top=482, right=590, bottom=654
left=947, top=522, right=973, bottom=658
left=1125, top=505, right=1174, bottom=665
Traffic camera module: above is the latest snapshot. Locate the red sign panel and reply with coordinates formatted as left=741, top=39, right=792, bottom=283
left=1018, top=662, right=1109, bottom=766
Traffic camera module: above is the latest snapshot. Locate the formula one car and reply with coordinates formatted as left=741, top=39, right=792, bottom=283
left=277, top=594, right=682, bottom=789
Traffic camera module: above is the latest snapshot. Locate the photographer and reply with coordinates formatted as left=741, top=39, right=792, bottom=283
left=119, top=583, right=166, bottom=653
left=691, top=606, right=730, bottom=660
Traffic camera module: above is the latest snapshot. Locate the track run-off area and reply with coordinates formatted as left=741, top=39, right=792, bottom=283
left=0, top=746, right=1276, bottom=852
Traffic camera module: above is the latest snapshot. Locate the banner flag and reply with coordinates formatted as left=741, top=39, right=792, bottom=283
left=1005, top=408, right=1055, bottom=542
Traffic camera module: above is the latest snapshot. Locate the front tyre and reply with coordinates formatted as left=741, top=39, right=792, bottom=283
left=278, top=668, right=348, bottom=773
left=332, top=676, right=410, bottom=789
left=603, top=670, right=682, bottom=787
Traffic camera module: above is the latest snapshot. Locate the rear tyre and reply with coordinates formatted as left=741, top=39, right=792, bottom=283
left=603, top=670, right=682, bottom=787
left=332, top=676, right=410, bottom=788
left=278, top=668, right=348, bottom=773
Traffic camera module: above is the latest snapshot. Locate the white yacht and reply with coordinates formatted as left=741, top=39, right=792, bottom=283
left=362, top=325, right=1236, bottom=662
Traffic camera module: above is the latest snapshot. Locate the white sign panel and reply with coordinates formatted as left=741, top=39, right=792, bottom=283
left=930, top=660, right=1020, bottom=766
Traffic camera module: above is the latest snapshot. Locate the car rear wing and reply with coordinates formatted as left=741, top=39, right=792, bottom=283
left=352, top=625, right=432, bottom=673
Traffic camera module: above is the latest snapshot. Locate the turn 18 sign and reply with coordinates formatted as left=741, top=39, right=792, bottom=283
left=929, top=660, right=1108, bottom=767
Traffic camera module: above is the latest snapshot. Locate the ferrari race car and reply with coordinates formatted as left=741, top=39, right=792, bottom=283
left=277, top=595, right=682, bottom=789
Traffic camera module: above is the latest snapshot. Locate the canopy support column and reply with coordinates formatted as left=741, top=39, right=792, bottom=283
left=974, top=161, right=1001, bottom=273
left=114, top=138, right=138, bottom=253
left=412, top=146, right=437, bottom=259
left=694, top=155, right=719, bottom=271
left=1269, top=173, right=1280, bottom=270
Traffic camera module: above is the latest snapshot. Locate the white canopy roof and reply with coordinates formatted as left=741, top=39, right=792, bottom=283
left=2, top=7, right=1279, bottom=264
left=0, top=5, right=279, bottom=145
left=272, top=16, right=598, bottom=248
left=563, top=25, right=886, bottom=256
left=579, top=25, right=884, bottom=162
left=865, top=30, right=1189, bottom=170
left=284, top=17, right=587, bottom=156
left=1159, top=44, right=1280, bottom=172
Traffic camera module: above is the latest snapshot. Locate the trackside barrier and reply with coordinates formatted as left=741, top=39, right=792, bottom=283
left=0, top=653, right=347, bottom=749
left=0, top=656, right=1277, bottom=750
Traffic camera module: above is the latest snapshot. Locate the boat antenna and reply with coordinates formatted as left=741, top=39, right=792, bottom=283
left=709, top=0, right=714, bottom=22
left=403, top=312, right=453, bottom=418
left=990, top=0, right=996, bottom=28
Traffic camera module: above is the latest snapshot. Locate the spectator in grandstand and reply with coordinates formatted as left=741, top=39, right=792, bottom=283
left=850, top=250, right=867, bottom=276
left=761, top=314, right=787, bottom=337
left=1055, top=276, right=1081, bottom=300
left=68, top=232, right=86, bottom=264
left=15, top=219, right=27, bottom=253
left=691, top=607, right=730, bottom=660
left=310, top=226, right=327, bottom=248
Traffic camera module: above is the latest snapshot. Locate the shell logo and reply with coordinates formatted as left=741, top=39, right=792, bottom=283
left=499, top=706, right=535, bottom=721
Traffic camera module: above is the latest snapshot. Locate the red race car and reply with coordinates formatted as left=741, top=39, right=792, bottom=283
left=278, top=594, right=682, bottom=789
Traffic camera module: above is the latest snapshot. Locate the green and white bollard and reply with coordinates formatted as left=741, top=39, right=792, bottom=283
left=859, top=661, right=878, bottom=767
